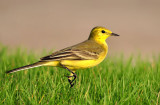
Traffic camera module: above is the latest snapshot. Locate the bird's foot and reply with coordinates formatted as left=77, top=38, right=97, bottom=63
left=66, top=73, right=77, bottom=88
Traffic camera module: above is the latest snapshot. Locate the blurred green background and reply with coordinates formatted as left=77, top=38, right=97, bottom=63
left=0, top=0, right=160, bottom=55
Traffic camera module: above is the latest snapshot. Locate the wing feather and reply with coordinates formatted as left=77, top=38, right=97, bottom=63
left=40, top=49, right=98, bottom=61
left=40, top=40, right=103, bottom=61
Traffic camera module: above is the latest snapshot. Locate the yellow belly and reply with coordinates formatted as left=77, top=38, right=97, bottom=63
left=60, top=60, right=102, bottom=70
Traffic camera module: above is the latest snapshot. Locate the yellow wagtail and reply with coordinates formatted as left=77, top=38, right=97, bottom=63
left=6, top=26, right=119, bottom=87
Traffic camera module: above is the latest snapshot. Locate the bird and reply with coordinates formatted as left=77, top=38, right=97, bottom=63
left=6, top=26, right=119, bottom=87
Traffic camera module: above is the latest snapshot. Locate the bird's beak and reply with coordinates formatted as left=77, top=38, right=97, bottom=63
left=111, top=33, right=120, bottom=36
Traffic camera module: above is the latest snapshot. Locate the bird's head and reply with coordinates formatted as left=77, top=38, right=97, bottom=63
left=88, top=26, right=119, bottom=42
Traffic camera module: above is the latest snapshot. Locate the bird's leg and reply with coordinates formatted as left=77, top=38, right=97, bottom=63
left=67, top=72, right=77, bottom=87
left=66, top=71, right=77, bottom=87
left=60, top=64, right=77, bottom=87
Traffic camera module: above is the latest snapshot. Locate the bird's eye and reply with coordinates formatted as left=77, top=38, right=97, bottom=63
left=101, top=30, right=105, bottom=33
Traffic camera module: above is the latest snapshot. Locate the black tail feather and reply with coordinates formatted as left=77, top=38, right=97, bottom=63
left=6, top=62, right=43, bottom=74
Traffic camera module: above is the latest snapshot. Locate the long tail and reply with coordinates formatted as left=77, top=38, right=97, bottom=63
left=6, top=61, right=45, bottom=74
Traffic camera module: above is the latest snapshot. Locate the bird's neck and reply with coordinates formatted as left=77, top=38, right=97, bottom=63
left=92, top=38, right=107, bottom=45
left=89, top=38, right=108, bottom=50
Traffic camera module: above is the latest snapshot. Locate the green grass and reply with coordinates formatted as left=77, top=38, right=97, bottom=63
left=0, top=45, right=160, bottom=105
